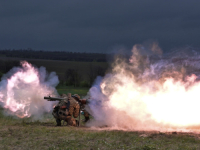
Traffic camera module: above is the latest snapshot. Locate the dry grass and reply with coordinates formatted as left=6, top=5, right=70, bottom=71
left=1, top=111, right=200, bottom=150
left=0, top=90, right=200, bottom=149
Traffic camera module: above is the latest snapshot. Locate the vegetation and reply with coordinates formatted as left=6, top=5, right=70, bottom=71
left=0, top=49, right=107, bottom=62
left=0, top=57, right=109, bottom=87
left=0, top=87, right=200, bottom=149
left=1, top=51, right=200, bottom=149
left=56, top=85, right=89, bottom=97
left=0, top=60, right=20, bottom=74
left=1, top=108, right=200, bottom=150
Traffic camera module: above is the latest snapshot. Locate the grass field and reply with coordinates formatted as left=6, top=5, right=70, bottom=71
left=1, top=58, right=200, bottom=149
left=0, top=87, right=200, bottom=149
left=56, top=85, right=89, bottom=97
left=1, top=111, right=200, bottom=150
left=0, top=56, right=109, bottom=82
left=29, top=59, right=108, bottom=80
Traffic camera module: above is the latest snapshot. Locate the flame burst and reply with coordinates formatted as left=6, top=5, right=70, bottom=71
left=0, top=61, right=59, bottom=118
left=88, top=44, right=200, bottom=132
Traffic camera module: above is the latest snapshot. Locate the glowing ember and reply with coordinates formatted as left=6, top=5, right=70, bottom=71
left=88, top=44, right=200, bottom=132
left=0, top=61, right=59, bottom=118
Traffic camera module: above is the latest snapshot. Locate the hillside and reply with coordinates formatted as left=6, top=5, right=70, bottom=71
left=0, top=56, right=109, bottom=87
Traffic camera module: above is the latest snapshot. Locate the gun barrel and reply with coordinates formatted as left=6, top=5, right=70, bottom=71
left=44, top=96, right=66, bottom=101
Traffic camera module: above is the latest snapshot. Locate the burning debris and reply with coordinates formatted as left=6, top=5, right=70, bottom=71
left=0, top=61, right=59, bottom=119
left=87, top=43, right=200, bottom=132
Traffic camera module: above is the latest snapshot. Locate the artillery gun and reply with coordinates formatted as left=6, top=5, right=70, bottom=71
left=44, top=95, right=88, bottom=126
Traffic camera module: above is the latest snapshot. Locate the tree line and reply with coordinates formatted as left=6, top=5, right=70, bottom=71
left=0, top=49, right=107, bottom=62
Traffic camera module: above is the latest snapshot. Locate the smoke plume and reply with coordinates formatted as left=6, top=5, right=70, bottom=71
left=0, top=61, right=59, bottom=119
left=87, top=43, right=200, bottom=132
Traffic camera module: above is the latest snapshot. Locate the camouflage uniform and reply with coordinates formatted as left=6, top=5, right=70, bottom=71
left=73, top=94, right=90, bottom=123
left=52, top=93, right=80, bottom=126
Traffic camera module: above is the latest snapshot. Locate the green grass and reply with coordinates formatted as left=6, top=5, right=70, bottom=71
left=56, top=85, right=89, bottom=97
left=1, top=105, right=200, bottom=150
left=1, top=120, right=200, bottom=150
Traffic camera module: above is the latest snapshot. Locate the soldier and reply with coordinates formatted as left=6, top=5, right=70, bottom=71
left=52, top=93, right=80, bottom=126
left=72, top=94, right=90, bottom=123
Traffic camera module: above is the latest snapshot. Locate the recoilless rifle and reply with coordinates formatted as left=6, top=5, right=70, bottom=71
left=44, top=96, right=66, bottom=101
left=44, top=96, right=87, bottom=126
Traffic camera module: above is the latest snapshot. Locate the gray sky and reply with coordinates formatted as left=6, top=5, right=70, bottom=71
left=0, top=0, right=200, bottom=53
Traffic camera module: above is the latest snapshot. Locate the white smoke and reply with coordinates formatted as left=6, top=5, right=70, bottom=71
left=0, top=61, right=59, bottom=119
left=87, top=43, right=200, bottom=132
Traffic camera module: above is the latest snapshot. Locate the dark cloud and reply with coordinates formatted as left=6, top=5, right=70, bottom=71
left=0, top=0, right=200, bottom=53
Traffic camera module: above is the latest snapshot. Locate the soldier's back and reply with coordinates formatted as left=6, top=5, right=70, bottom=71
left=69, top=97, right=79, bottom=106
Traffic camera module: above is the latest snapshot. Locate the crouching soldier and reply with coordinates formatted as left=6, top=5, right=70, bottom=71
left=72, top=94, right=90, bottom=123
left=52, top=93, right=80, bottom=126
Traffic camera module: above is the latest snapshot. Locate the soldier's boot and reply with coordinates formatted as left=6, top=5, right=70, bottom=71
left=84, top=117, right=90, bottom=123
left=56, top=119, right=61, bottom=126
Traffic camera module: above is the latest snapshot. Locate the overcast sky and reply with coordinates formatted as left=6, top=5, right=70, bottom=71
left=0, top=0, right=200, bottom=53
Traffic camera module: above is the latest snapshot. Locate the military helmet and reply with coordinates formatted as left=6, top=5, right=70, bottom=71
left=74, top=94, right=80, bottom=99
